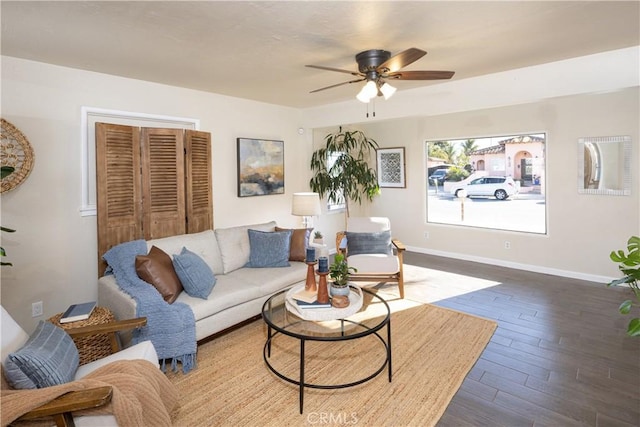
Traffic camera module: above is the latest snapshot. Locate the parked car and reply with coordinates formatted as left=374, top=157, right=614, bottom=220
left=429, top=169, right=449, bottom=185
left=450, top=176, right=518, bottom=200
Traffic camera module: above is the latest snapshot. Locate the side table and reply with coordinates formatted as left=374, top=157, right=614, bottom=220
left=48, top=306, right=115, bottom=365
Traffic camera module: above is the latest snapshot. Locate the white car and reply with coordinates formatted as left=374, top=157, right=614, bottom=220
left=450, top=176, right=518, bottom=200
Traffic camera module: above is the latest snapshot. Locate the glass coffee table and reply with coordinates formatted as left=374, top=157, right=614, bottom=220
left=261, top=285, right=391, bottom=413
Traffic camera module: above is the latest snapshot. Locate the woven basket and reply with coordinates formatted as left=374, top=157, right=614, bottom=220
left=49, top=306, right=115, bottom=365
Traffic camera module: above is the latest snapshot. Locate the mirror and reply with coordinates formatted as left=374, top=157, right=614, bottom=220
left=578, top=136, right=631, bottom=196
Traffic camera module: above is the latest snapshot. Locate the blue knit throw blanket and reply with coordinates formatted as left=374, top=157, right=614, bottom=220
left=103, top=240, right=196, bottom=373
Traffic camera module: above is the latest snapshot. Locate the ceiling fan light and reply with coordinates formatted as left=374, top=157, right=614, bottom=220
left=363, top=80, right=378, bottom=99
left=356, top=90, right=371, bottom=103
left=380, top=82, right=397, bottom=100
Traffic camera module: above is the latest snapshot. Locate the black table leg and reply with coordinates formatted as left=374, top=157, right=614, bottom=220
left=267, top=325, right=272, bottom=358
left=387, top=319, right=392, bottom=382
left=300, top=338, right=305, bottom=414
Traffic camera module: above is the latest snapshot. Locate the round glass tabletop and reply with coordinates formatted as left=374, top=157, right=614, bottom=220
left=261, top=285, right=390, bottom=341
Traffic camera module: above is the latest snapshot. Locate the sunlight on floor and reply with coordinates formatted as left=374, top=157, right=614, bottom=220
left=370, top=263, right=502, bottom=305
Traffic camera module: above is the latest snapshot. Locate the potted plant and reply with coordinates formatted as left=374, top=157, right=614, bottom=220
left=309, top=128, right=380, bottom=223
left=328, top=253, right=357, bottom=297
left=313, top=230, right=324, bottom=245
left=608, top=235, right=640, bottom=337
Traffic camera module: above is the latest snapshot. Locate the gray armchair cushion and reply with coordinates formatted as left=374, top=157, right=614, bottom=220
left=346, top=230, right=392, bottom=256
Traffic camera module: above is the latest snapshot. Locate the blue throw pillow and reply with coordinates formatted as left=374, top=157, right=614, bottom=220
left=172, top=247, right=216, bottom=299
left=246, top=229, right=292, bottom=268
left=346, top=230, right=393, bottom=256
left=6, top=320, right=79, bottom=389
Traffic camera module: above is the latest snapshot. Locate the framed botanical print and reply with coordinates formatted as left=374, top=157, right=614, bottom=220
left=376, top=147, right=406, bottom=188
left=237, top=138, right=284, bottom=197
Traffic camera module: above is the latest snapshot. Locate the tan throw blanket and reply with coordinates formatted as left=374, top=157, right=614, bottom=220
left=1, top=359, right=177, bottom=426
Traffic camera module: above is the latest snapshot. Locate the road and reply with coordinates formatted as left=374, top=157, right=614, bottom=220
left=426, top=187, right=546, bottom=233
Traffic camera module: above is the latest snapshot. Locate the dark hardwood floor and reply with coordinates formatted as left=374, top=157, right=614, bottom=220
left=400, top=252, right=640, bottom=427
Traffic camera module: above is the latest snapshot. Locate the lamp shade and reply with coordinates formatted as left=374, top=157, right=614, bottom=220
left=380, top=82, right=396, bottom=100
left=291, top=192, right=321, bottom=216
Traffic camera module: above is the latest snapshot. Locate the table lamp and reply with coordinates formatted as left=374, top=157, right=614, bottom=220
left=291, top=192, right=321, bottom=228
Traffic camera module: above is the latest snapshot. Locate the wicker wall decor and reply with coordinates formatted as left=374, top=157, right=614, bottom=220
left=1, top=118, right=35, bottom=193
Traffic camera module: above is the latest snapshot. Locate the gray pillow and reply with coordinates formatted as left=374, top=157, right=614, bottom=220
left=246, top=229, right=292, bottom=268
left=173, top=247, right=216, bottom=299
left=6, top=320, right=79, bottom=389
left=346, top=230, right=393, bottom=256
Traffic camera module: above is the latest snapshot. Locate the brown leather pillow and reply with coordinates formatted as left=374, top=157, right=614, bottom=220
left=275, top=227, right=312, bottom=262
left=135, top=245, right=183, bottom=303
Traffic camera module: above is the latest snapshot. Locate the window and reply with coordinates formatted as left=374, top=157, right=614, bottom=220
left=426, top=133, right=546, bottom=234
left=326, top=151, right=346, bottom=211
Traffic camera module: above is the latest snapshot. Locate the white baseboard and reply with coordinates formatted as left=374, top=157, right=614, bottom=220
left=405, top=245, right=615, bottom=285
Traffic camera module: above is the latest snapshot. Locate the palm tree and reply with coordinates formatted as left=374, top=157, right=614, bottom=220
left=461, top=139, right=478, bottom=156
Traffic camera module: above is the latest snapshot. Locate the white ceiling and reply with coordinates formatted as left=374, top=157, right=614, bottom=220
left=2, top=1, right=639, bottom=108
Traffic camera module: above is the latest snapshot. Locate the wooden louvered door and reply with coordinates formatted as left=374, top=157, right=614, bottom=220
left=140, top=128, right=186, bottom=239
left=96, top=123, right=143, bottom=276
left=185, top=130, right=213, bottom=233
left=96, top=123, right=212, bottom=276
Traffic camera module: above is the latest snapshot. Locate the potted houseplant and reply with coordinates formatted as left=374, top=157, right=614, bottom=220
left=313, top=230, right=324, bottom=245
left=309, top=128, right=380, bottom=224
left=608, top=235, right=640, bottom=337
left=329, top=253, right=357, bottom=297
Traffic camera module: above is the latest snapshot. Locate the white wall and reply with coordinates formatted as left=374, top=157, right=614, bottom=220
left=1, top=57, right=310, bottom=331
left=304, top=47, right=639, bottom=284
left=360, top=91, right=639, bottom=282
left=2, top=47, right=638, bottom=331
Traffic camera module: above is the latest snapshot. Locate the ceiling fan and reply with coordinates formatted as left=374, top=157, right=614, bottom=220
left=306, top=48, right=455, bottom=103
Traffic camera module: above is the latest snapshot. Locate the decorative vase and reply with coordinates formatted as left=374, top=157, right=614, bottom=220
left=329, top=283, right=350, bottom=297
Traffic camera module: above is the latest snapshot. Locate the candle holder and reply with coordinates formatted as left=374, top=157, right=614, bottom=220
left=305, top=261, right=318, bottom=292
left=318, top=256, right=329, bottom=273
left=316, top=271, right=330, bottom=304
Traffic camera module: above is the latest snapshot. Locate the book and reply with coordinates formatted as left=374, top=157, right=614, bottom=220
left=291, top=289, right=318, bottom=304
left=60, top=301, right=97, bottom=324
left=296, top=300, right=332, bottom=309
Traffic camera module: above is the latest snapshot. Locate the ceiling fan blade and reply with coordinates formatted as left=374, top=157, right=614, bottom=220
left=309, top=78, right=365, bottom=93
left=378, top=48, right=427, bottom=73
left=386, top=70, right=455, bottom=80
left=306, top=65, right=362, bottom=77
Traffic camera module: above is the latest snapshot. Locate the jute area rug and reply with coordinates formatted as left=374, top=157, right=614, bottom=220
left=166, top=295, right=496, bottom=427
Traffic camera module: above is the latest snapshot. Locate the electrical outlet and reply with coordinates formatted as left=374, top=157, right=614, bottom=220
left=504, top=241, right=511, bottom=250
left=424, top=232, right=429, bottom=239
left=32, top=301, right=43, bottom=317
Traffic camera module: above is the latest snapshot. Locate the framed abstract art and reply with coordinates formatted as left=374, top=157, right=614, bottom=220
left=237, top=138, right=284, bottom=197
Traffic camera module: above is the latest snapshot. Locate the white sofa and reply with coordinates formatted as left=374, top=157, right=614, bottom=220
left=98, top=221, right=308, bottom=343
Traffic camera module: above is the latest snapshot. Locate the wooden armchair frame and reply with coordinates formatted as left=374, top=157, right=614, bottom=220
left=336, top=231, right=406, bottom=298
left=15, top=317, right=147, bottom=427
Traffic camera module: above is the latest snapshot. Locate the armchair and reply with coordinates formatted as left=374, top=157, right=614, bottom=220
left=1, top=305, right=161, bottom=427
left=336, top=217, right=406, bottom=298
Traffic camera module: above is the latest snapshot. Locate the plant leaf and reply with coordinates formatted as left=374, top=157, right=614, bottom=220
left=626, top=318, right=640, bottom=337
left=619, top=299, right=633, bottom=314
left=0, top=166, right=15, bottom=179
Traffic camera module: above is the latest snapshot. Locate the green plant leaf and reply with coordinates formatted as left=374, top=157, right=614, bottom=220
left=619, top=299, right=633, bottom=314
left=627, top=318, right=640, bottom=337
left=1, top=166, right=15, bottom=179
